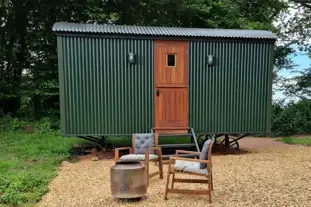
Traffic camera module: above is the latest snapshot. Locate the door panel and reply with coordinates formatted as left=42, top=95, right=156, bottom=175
left=155, top=41, right=188, bottom=87
left=154, top=40, right=188, bottom=133
left=155, top=88, right=188, bottom=127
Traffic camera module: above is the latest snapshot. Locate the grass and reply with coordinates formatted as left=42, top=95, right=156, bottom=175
left=278, top=137, right=311, bottom=146
left=0, top=129, right=201, bottom=206
left=0, top=131, right=192, bottom=205
left=0, top=131, right=86, bottom=205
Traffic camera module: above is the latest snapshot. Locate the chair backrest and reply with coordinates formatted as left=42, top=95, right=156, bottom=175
left=132, top=133, right=158, bottom=154
left=207, top=136, right=215, bottom=161
left=199, top=136, right=215, bottom=169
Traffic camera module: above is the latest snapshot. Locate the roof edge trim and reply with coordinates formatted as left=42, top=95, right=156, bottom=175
left=52, top=22, right=278, bottom=40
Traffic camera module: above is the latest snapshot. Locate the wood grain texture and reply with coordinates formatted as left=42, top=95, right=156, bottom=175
left=154, top=41, right=188, bottom=87
left=154, top=129, right=188, bottom=134
left=115, top=133, right=163, bottom=186
left=154, top=40, right=189, bottom=133
left=164, top=140, right=214, bottom=202
left=155, top=88, right=188, bottom=127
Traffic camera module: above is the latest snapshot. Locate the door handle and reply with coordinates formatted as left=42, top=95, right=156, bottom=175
left=156, top=89, right=160, bottom=96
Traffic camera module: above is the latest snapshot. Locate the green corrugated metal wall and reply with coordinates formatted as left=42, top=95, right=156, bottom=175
left=57, top=35, right=274, bottom=136
left=189, top=41, right=273, bottom=133
left=57, top=36, right=154, bottom=135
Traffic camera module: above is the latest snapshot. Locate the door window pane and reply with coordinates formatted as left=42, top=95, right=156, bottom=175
left=167, top=54, right=176, bottom=67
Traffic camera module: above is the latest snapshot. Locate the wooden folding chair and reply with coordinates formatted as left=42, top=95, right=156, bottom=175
left=164, top=138, right=214, bottom=203
left=114, top=133, right=163, bottom=185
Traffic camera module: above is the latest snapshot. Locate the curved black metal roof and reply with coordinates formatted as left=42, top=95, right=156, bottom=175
left=52, top=22, right=278, bottom=40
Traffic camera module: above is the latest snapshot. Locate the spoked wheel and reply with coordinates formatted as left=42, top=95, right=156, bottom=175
left=197, top=134, right=217, bottom=150
left=228, top=137, right=239, bottom=149
left=219, top=135, right=240, bottom=150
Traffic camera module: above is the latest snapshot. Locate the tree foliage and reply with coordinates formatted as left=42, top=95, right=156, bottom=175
left=1, top=0, right=310, bottom=138
left=272, top=99, right=311, bottom=136
left=280, top=0, right=311, bottom=54
left=0, top=0, right=288, bottom=119
left=281, top=67, right=311, bottom=100
left=275, top=0, right=311, bottom=102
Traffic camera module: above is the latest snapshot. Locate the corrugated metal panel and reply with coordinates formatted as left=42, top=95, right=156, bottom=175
left=58, top=36, right=154, bottom=135
left=189, top=41, right=273, bottom=134
left=53, top=22, right=278, bottom=40
left=57, top=36, right=66, bottom=135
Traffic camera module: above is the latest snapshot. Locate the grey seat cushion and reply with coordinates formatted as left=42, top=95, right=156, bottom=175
left=134, top=133, right=155, bottom=154
left=199, top=139, right=212, bottom=169
left=175, top=160, right=208, bottom=175
left=120, top=154, right=159, bottom=161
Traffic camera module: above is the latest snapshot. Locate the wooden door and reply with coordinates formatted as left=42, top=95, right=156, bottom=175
left=154, top=40, right=188, bottom=134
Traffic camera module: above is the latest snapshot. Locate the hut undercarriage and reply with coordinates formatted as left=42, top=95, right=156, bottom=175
left=76, top=128, right=250, bottom=159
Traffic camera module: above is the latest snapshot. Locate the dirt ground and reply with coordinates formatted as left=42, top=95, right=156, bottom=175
left=239, top=137, right=289, bottom=149
left=38, top=138, right=311, bottom=207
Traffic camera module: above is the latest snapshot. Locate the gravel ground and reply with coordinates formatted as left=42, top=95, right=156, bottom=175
left=38, top=144, right=311, bottom=207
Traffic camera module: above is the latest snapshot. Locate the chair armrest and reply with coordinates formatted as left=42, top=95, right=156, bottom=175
left=167, top=156, right=210, bottom=173
left=175, top=150, right=200, bottom=157
left=114, top=147, right=132, bottom=162
left=154, top=147, right=162, bottom=157
left=143, top=147, right=162, bottom=155
left=153, top=146, right=162, bottom=154
left=142, top=147, right=162, bottom=164
left=169, top=156, right=210, bottom=164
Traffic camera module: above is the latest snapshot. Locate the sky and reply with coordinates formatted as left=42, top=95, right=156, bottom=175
left=272, top=4, right=311, bottom=102
left=273, top=46, right=311, bottom=101
left=278, top=46, right=311, bottom=79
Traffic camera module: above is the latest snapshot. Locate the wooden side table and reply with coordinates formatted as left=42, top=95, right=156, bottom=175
left=110, top=161, right=147, bottom=199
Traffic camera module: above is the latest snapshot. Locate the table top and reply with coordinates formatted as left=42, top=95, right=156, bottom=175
left=111, top=161, right=145, bottom=170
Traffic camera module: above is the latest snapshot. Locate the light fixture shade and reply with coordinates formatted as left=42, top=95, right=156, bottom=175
left=207, top=54, right=214, bottom=65
left=128, top=52, right=135, bottom=64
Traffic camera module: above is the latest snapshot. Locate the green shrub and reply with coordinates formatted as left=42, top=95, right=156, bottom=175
left=272, top=99, right=311, bottom=136
left=34, top=118, right=53, bottom=134
left=0, top=116, right=60, bottom=134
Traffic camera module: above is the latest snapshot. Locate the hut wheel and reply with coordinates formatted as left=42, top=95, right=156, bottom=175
left=228, top=136, right=240, bottom=150
left=197, top=134, right=209, bottom=150
left=219, top=135, right=240, bottom=150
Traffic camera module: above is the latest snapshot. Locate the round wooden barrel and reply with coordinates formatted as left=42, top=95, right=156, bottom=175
left=110, top=161, right=147, bottom=199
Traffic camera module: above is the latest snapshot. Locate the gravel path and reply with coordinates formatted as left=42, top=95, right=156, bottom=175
left=38, top=142, right=311, bottom=207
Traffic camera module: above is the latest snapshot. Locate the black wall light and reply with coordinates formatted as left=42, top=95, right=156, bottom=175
left=128, top=52, right=135, bottom=64
left=207, top=54, right=214, bottom=66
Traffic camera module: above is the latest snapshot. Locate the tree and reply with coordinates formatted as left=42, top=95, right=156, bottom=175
left=0, top=0, right=289, bottom=120
left=278, top=0, right=311, bottom=55
left=280, top=67, right=311, bottom=100
left=274, top=0, right=311, bottom=101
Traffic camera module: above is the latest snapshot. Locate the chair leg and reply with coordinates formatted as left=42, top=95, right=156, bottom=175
left=164, top=172, right=171, bottom=200
left=144, top=160, right=149, bottom=186
left=158, top=158, right=163, bottom=179
left=211, top=174, right=214, bottom=190
left=208, top=175, right=212, bottom=203
left=171, top=173, right=175, bottom=189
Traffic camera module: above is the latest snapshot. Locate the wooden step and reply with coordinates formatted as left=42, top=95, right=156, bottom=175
left=153, top=127, right=190, bottom=134
left=158, top=133, right=193, bottom=137
left=155, top=129, right=189, bottom=134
